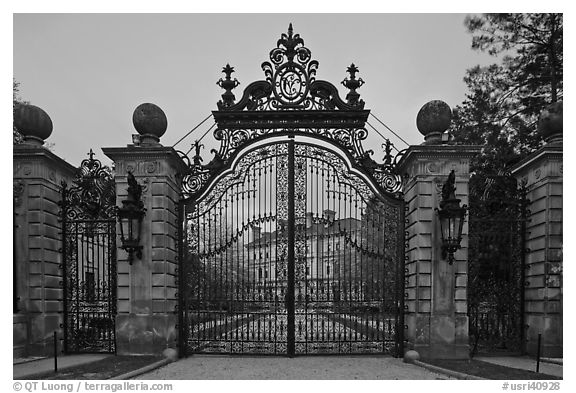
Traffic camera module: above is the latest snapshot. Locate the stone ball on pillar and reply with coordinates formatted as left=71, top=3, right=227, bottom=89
left=13, top=103, right=53, bottom=146
left=132, top=103, right=167, bottom=145
left=538, top=101, right=562, bottom=144
left=403, top=349, right=421, bottom=363
left=416, top=100, right=452, bottom=144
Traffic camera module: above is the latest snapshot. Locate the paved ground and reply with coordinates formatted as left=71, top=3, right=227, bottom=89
left=13, top=354, right=111, bottom=379
left=475, top=356, right=563, bottom=378
left=134, top=355, right=453, bottom=380
left=13, top=354, right=563, bottom=380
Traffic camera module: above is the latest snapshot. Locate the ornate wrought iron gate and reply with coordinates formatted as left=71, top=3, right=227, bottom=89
left=60, top=151, right=117, bottom=353
left=467, top=174, right=529, bottom=355
left=178, top=25, right=405, bottom=356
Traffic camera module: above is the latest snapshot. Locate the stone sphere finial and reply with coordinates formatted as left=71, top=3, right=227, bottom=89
left=416, top=100, right=452, bottom=144
left=403, top=350, right=420, bottom=363
left=132, top=103, right=167, bottom=145
left=538, top=101, right=562, bottom=144
left=13, top=103, right=53, bottom=146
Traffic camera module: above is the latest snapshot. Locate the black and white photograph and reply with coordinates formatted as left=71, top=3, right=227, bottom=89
left=10, top=4, right=566, bottom=389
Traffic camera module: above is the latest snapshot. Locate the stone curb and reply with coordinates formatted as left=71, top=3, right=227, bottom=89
left=413, top=360, right=486, bottom=380
left=540, top=358, right=562, bottom=365
left=109, top=358, right=172, bottom=380
left=13, top=357, right=48, bottom=366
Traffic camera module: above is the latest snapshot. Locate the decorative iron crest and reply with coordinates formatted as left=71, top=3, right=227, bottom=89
left=216, top=23, right=365, bottom=113
left=61, top=149, right=116, bottom=220
left=181, top=24, right=403, bottom=199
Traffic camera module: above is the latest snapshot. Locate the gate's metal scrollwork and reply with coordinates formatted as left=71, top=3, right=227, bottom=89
left=179, top=25, right=405, bottom=356
left=60, top=150, right=117, bottom=353
left=181, top=24, right=403, bottom=198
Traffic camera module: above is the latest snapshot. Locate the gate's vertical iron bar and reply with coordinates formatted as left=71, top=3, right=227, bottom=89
left=224, top=191, right=228, bottom=346
left=110, top=220, right=117, bottom=353
left=235, top=183, right=240, bottom=345
left=61, top=183, right=68, bottom=354
left=353, top=192, right=358, bottom=343
left=76, top=222, right=81, bottom=352
left=274, top=155, right=278, bottom=354
left=263, top=158, right=267, bottom=344
left=177, top=199, right=185, bottom=357
left=398, top=199, right=406, bottom=356
left=200, top=208, right=206, bottom=347
left=287, top=138, right=296, bottom=357
left=245, top=168, right=252, bottom=352
left=218, top=197, right=223, bottom=345
left=258, top=159, right=263, bottom=346
left=316, top=158, right=324, bottom=350
left=321, top=160, right=325, bottom=347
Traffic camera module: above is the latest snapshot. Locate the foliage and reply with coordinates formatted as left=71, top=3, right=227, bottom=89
left=13, top=79, right=26, bottom=144
left=451, top=13, right=563, bottom=175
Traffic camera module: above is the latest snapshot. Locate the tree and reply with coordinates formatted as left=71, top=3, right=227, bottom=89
left=451, top=13, right=563, bottom=174
left=13, top=79, right=26, bottom=144
left=452, top=14, right=562, bottom=354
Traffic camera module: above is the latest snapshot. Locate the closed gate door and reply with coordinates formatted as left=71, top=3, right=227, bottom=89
left=180, top=140, right=403, bottom=356
left=61, top=152, right=117, bottom=353
left=292, top=143, right=402, bottom=355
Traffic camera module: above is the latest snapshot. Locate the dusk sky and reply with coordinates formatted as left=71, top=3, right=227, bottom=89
left=13, top=13, right=501, bottom=166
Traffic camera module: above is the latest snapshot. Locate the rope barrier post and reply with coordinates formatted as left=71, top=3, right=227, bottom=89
left=536, top=333, right=542, bottom=373
left=54, top=331, right=58, bottom=373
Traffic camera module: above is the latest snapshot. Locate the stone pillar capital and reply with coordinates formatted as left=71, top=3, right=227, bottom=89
left=396, top=145, right=481, bottom=179
left=13, top=145, right=76, bottom=183
left=510, top=144, right=563, bottom=189
left=102, top=146, right=189, bottom=178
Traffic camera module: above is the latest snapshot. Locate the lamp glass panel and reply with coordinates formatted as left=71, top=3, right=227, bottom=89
left=119, top=216, right=129, bottom=242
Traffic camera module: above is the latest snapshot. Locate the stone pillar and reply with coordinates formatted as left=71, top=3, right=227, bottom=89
left=396, top=100, right=480, bottom=359
left=510, top=102, right=563, bottom=357
left=13, top=104, right=76, bottom=357
left=103, top=103, right=188, bottom=355
left=397, top=146, right=479, bottom=359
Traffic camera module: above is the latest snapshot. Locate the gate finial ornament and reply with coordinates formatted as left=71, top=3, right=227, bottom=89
left=217, top=64, right=240, bottom=108
left=342, top=63, right=365, bottom=106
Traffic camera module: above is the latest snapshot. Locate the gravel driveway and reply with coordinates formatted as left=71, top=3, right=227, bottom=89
left=135, top=355, right=452, bottom=380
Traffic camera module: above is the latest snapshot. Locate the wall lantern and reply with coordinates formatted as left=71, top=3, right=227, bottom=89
left=117, top=171, right=146, bottom=264
left=436, top=170, right=467, bottom=265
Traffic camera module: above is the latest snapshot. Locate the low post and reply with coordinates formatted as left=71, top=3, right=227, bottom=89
left=53, top=331, right=58, bottom=373
left=536, top=333, right=542, bottom=373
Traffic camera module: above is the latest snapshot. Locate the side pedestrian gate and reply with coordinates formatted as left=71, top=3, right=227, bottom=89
left=178, top=25, right=406, bottom=356
left=467, top=174, right=528, bottom=355
left=60, top=151, right=117, bottom=353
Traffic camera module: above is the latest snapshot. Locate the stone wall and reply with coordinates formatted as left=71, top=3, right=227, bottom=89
left=13, top=146, right=76, bottom=357
left=511, top=143, right=563, bottom=357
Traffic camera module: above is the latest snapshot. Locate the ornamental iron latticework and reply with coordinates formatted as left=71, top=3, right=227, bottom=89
left=60, top=149, right=117, bottom=354
left=62, top=149, right=116, bottom=221
left=180, top=24, right=403, bottom=199
left=467, top=174, right=529, bottom=356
